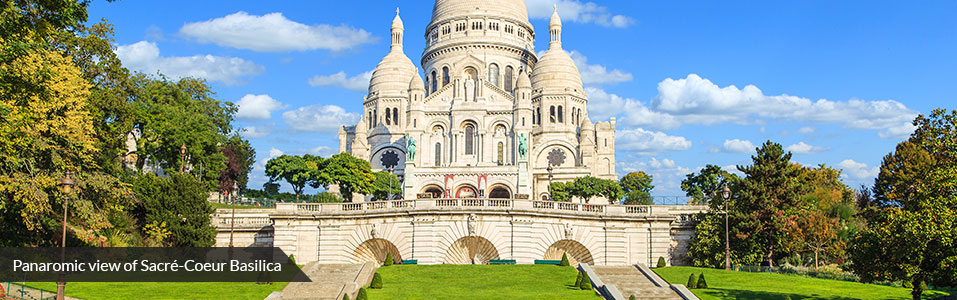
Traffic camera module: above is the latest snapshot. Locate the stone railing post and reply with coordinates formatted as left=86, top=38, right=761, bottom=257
left=276, top=203, right=297, bottom=214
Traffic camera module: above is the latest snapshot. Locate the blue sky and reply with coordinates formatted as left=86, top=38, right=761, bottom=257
left=87, top=0, right=957, bottom=197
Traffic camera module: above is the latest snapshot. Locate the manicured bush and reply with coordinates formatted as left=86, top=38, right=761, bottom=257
left=356, top=288, right=368, bottom=300
left=687, top=273, right=698, bottom=288
left=288, top=254, right=296, bottom=265
left=370, top=272, right=383, bottom=289
left=560, top=253, right=570, bottom=266
left=579, top=274, right=593, bottom=290
left=342, top=294, right=350, bottom=300
left=629, top=296, right=636, bottom=300
left=697, top=273, right=708, bottom=289
left=657, top=256, right=667, bottom=268
left=384, top=252, right=394, bottom=266
left=784, top=296, right=791, bottom=300
left=575, top=270, right=583, bottom=286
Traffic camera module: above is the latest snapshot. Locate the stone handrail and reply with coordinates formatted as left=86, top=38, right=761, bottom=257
left=271, top=198, right=707, bottom=219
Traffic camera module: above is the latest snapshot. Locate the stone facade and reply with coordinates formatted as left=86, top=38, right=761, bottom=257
left=339, top=0, right=616, bottom=203
left=213, top=200, right=707, bottom=266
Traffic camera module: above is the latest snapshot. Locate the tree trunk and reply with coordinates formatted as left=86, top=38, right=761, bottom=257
left=814, top=249, right=819, bottom=269
left=911, top=277, right=923, bottom=300
left=766, top=248, right=774, bottom=268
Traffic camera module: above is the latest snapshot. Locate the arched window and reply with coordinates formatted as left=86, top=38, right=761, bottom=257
left=424, top=77, right=430, bottom=96
left=392, top=108, right=399, bottom=126
left=385, top=109, right=391, bottom=125
left=557, top=106, right=563, bottom=123
left=488, top=64, right=500, bottom=87
left=435, top=143, right=442, bottom=166
left=430, top=71, right=437, bottom=93
left=504, top=66, right=514, bottom=93
left=373, top=109, right=378, bottom=126
left=442, top=66, right=450, bottom=86
left=571, top=109, right=576, bottom=125
left=367, top=111, right=372, bottom=128
left=497, top=142, right=504, bottom=165
left=465, top=124, right=475, bottom=155
left=550, top=106, right=556, bottom=123
left=536, top=107, right=541, bottom=125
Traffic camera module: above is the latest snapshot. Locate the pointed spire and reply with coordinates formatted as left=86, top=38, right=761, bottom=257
left=391, top=8, right=404, bottom=49
left=549, top=5, right=562, bottom=48
left=516, top=68, right=531, bottom=89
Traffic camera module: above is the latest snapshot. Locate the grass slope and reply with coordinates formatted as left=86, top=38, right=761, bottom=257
left=366, top=265, right=600, bottom=300
left=654, top=267, right=950, bottom=300
left=26, top=282, right=287, bottom=300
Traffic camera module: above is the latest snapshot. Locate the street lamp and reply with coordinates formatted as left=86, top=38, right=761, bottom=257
left=546, top=166, right=554, bottom=200
left=388, top=167, right=394, bottom=201
left=179, top=144, right=187, bottom=173
left=57, top=172, right=75, bottom=300
left=721, top=184, right=732, bottom=271
left=229, top=181, right=238, bottom=248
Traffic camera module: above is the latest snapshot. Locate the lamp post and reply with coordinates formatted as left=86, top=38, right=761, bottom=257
left=57, top=172, right=75, bottom=300
left=179, top=144, right=187, bottom=173
left=721, top=184, right=732, bottom=271
left=229, top=181, right=238, bottom=248
left=546, top=166, right=554, bottom=200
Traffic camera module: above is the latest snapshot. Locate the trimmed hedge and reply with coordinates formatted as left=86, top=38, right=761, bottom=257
left=575, top=270, right=583, bottom=286
left=342, top=294, right=349, bottom=300
left=384, top=252, right=394, bottom=266
left=697, top=273, right=708, bottom=289
left=560, top=253, right=570, bottom=266
left=687, top=273, right=697, bottom=288
left=370, top=272, right=383, bottom=289
left=356, top=288, right=368, bottom=300
left=657, top=256, right=667, bottom=268
left=579, top=271, right=592, bottom=290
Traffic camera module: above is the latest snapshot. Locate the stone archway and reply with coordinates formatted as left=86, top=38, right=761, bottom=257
left=488, top=185, right=511, bottom=199
left=421, top=185, right=444, bottom=199
left=444, top=236, right=500, bottom=264
left=544, top=240, right=594, bottom=266
left=455, top=184, right=478, bottom=198
left=354, top=238, right=402, bottom=264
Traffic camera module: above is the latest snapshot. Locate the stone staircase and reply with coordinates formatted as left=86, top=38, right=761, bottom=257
left=272, top=262, right=376, bottom=300
left=591, top=265, right=684, bottom=300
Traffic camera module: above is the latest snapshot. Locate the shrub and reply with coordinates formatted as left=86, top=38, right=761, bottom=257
left=560, top=253, right=570, bottom=266
left=629, top=296, right=636, bottom=300
left=579, top=274, right=593, bottom=290
left=356, top=288, right=368, bottom=300
left=657, top=256, right=667, bottom=268
left=384, top=252, right=394, bottom=266
left=575, top=270, right=583, bottom=286
left=687, top=273, right=697, bottom=288
left=697, top=273, right=708, bottom=289
left=288, top=254, right=296, bottom=265
left=370, top=272, right=383, bottom=289
left=785, top=296, right=791, bottom=300
left=342, top=294, right=349, bottom=300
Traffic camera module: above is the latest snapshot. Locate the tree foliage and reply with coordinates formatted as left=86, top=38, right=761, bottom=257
left=567, top=176, right=622, bottom=204
left=370, top=171, right=401, bottom=201
left=681, top=164, right=738, bottom=206
left=132, top=173, right=215, bottom=247
left=317, top=153, right=375, bottom=201
left=850, top=109, right=957, bottom=300
left=265, top=155, right=316, bottom=201
left=621, top=171, right=654, bottom=205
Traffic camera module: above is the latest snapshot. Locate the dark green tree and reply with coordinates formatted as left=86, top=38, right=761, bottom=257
left=356, top=288, right=368, bottom=300
left=133, top=173, right=215, bottom=247
left=560, top=253, right=570, bottom=266
left=384, top=252, right=394, bottom=266
left=549, top=181, right=571, bottom=202
left=687, top=273, right=697, bottom=289
left=218, top=136, right=255, bottom=195
left=568, top=176, right=622, bottom=204
left=317, top=153, right=375, bottom=201
left=371, top=171, right=401, bottom=201
left=370, top=272, right=383, bottom=289
left=681, top=165, right=738, bottom=206
left=265, top=155, right=316, bottom=201
left=697, top=273, right=708, bottom=289
left=656, top=257, right=666, bottom=268
left=621, top=171, right=654, bottom=205
left=575, top=270, right=583, bottom=286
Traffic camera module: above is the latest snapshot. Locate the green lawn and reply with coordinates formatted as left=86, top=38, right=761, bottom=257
left=25, top=282, right=287, bottom=300
left=365, top=265, right=600, bottom=300
left=654, top=267, right=950, bottom=300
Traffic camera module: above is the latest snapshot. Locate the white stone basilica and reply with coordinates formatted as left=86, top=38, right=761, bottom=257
left=339, top=0, right=616, bottom=202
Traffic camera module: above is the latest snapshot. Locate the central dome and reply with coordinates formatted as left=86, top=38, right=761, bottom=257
left=431, top=0, right=530, bottom=25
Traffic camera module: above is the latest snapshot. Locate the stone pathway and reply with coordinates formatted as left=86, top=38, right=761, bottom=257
left=272, top=263, right=376, bottom=300
left=591, top=266, right=684, bottom=300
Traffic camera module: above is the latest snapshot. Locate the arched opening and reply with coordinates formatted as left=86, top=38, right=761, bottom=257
left=442, top=66, right=450, bottom=86
left=422, top=185, right=444, bottom=199
left=504, top=66, right=514, bottom=93
left=544, top=239, right=594, bottom=266
left=385, top=108, right=391, bottom=125
left=434, top=143, right=442, bottom=166
left=488, top=64, right=500, bottom=87
left=549, top=106, right=556, bottom=123
left=430, top=71, right=437, bottom=93
left=557, top=106, right=563, bottom=123
left=455, top=185, right=477, bottom=198
left=464, top=124, right=475, bottom=155
left=393, top=108, right=399, bottom=126
left=497, top=142, right=504, bottom=165
left=444, top=236, right=500, bottom=264
left=354, top=238, right=402, bottom=264
left=488, top=185, right=511, bottom=199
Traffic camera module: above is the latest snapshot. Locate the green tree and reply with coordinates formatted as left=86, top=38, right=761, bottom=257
left=850, top=109, right=957, bottom=300
left=560, top=253, right=570, bottom=266
left=370, top=171, right=401, bottom=201
left=384, top=252, right=394, bottom=266
left=687, top=273, right=697, bottom=289
left=621, top=171, right=654, bottom=205
left=265, top=155, right=316, bottom=201
left=317, top=153, right=375, bottom=201
left=681, top=165, right=738, bottom=206
left=370, top=272, right=383, bottom=289
left=549, top=181, right=570, bottom=202
left=356, top=288, right=368, bottom=300
left=697, top=273, right=708, bottom=289
left=132, top=173, right=215, bottom=247
left=263, top=182, right=280, bottom=197
left=735, top=141, right=807, bottom=267
left=218, top=136, right=255, bottom=195
left=568, top=176, right=622, bottom=204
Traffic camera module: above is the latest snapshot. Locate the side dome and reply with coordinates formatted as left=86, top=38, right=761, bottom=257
left=431, top=0, right=530, bottom=26
left=531, top=48, right=582, bottom=93
left=369, top=11, right=416, bottom=96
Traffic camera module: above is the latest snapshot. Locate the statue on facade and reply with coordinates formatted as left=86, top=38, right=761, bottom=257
left=518, top=134, right=528, bottom=160
left=464, top=76, right=475, bottom=101
left=406, top=134, right=416, bottom=161
left=564, top=223, right=574, bottom=240
left=467, top=214, right=477, bottom=236
left=370, top=223, right=378, bottom=238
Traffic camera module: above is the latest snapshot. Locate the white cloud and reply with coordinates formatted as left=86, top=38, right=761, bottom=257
left=310, top=145, right=338, bottom=157
left=568, top=51, right=632, bottom=85
left=617, top=158, right=694, bottom=195
left=649, top=74, right=918, bottom=138
left=722, top=139, right=756, bottom=154
left=235, top=94, right=286, bottom=121
left=282, top=105, right=360, bottom=134
left=796, top=126, right=816, bottom=134
left=616, top=128, right=692, bottom=155
left=837, top=159, right=879, bottom=180
left=785, top=142, right=828, bottom=154
left=308, top=71, right=373, bottom=92
left=179, top=11, right=375, bottom=52
left=115, top=41, right=263, bottom=85
left=240, top=126, right=270, bottom=139
left=526, top=0, right=634, bottom=28
left=585, top=87, right=679, bottom=128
